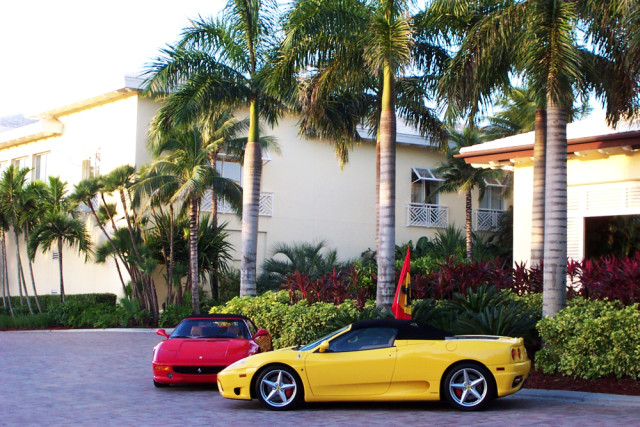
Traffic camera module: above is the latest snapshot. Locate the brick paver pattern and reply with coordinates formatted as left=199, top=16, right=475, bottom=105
left=1, top=329, right=638, bottom=426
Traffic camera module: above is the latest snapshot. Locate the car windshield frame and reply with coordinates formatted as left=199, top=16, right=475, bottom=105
left=170, top=318, right=249, bottom=339
left=297, top=326, right=349, bottom=351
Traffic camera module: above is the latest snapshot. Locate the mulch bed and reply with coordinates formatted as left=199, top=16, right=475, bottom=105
left=525, top=368, right=640, bottom=396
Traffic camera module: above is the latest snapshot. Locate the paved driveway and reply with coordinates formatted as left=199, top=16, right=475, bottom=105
left=1, top=329, right=638, bottom=426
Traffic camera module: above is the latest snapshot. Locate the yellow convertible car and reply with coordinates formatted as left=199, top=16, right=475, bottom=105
left=217, top=319, right=530, bottom=411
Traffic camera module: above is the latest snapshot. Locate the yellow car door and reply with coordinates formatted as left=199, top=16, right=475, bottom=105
left=304, top=327, right=398, bottom=397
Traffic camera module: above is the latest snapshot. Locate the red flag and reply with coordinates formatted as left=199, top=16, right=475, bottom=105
left=392, top=247, right=412, bottom=319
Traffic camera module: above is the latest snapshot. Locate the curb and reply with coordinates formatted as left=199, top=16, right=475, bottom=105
left=519, top=388, right=640, bottom=407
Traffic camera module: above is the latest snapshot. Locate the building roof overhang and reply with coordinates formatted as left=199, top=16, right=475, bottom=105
left=457, top=120, right=640, bottom=169
left=0, top=75, right=145, bottom=148
left=0, top=118, right=64, bottom=148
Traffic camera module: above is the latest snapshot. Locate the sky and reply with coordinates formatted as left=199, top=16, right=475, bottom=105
left=0, top=0, right=225, bottom=117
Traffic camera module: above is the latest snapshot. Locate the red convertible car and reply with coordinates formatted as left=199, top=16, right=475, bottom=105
left=152, top=314, right=272, bottom=387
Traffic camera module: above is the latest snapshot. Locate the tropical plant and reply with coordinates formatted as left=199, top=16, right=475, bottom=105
left=429, top=0, right=640, bottom=317
left=275, top=0, right=447, bottom=310
left=137, top=126, right=241, bottom=313
left=257, top=241, right=341, bottom=293
left=0, top=165, right=35, bottom=313
left=144, top=0, right=285, bottom=298
left=27, top=179, right=93, bottom=302
left=434, top=125, right=504, bottom=261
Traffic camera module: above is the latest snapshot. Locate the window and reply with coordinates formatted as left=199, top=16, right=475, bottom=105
left=411, top=167, right=442, bottom=205
left=480, top=178, right=506, bottom=210
left=82, top=151, right=101, bottom=180
left=328, top=327, right=397, bottom=352
left=11, top=157, right=30, bottom=183
left=0, top=161, right=7, bottom=176
left=216, top=159, right=242, bottom=184
left=12, top=156, right=29, bottom=170
left=32, top=152, right=50, bottom=182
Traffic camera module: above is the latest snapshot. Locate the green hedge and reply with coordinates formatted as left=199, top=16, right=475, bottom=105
left=536, top=298, right=640, bottom=379
left=209, top=291, right=361, bottom=348
left=1, top=293, right=117, bottom=316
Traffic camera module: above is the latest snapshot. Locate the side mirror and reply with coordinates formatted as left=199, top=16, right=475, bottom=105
left=253, top=329, right=269, bottom=339
left=317, top=340, right=330, bottom=353
left=156, top=329, right=169, bottom=339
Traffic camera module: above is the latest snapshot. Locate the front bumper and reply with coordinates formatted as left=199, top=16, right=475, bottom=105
left=217, top=368, right=256, bottom=400
left=152, top=363, right=220, bottom=385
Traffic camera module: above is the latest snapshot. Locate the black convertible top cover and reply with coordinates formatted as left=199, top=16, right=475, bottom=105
left=350, top=319, right=453, bottom=340
left=182, top=313, right=249, bottom=321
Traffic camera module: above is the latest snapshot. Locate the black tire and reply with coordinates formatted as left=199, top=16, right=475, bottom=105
left=153, top=380, right=169, bottom=388
left=443, top=363, right=495, bottom=411
left=255, top=365, right=303, bottom=410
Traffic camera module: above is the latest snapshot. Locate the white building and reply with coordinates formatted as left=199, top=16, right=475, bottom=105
left=0, top=76, right=508, bottom=300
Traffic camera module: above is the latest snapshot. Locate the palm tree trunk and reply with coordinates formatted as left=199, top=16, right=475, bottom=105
left=530, top=109, right=547, bottom=268
left=542, top=100, right=567, bottom=317
left=375, top=135, right=381, bottom=253
left=189, top=195, right=200, bottom=314
left=101, top=193, right=119, bottom=233
left=2, top=233, right=14, bottom=316
left=23, top=228, right=42, bottom=313
left=465, top=190, right=472, bottom=260
left=240, top=98, right=262, bottom=297
left=87, top=201, right=130, bottom=295
left=210, top=149, right=220, bottom=228
left=57, top=239, right=65, bottom=302
left=15, top=233, right=33, bottom=314
left=376, top=64, right=397, bottom=310
left=162, top=203, right=176, bottom=305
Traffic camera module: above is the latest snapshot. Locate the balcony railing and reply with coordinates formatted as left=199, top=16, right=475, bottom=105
left=202, top=191, right=273, bottom=217
left=406, top=203, right=448, bottom=228
left=473, top=209, right=504, bottom=231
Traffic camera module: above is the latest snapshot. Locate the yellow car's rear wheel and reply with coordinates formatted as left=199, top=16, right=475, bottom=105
left=443, top=363, right=494, bottom=411
left=255, top=365, right=302, bottom=410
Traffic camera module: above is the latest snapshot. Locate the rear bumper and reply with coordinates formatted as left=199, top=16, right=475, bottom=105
left=492, top=360, right=531, bottom=397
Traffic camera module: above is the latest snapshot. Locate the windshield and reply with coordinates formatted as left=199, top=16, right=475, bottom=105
left=297, top=326, right=349, bottom=351
left=170, top=318, right=249, bottom=339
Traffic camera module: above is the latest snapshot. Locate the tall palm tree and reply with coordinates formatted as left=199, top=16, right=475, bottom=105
left=430, top=0, right=640, bottom=317
left=144, top=0, right=284, bottom=298
left=434, top=125, right=502, bottom=260
left=275, top=0, right=446, bottom=309
left=0, top=165, right=34, bottom=313
left=27, top=178, right=92, bottom=302
left=0, top=211, right=13, bottom=316
left=138, top=126, right=241, bottom=313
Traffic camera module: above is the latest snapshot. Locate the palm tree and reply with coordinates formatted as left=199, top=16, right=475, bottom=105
left=275, top=0, right=446, bottom=309
left=434, top=125, right=502, bottom=260
left=70, top=177, right=130, bottom=296
left=430, top=0, right=640, bottom=317
left=257, top=241, right=341, bottom=292
left=27, top=179, right=92, bottom=302
left=0, top=211, right=13, bottom=316
left=144, top=0, right=284, bottom=298
left=0, top=165, right=34, bottom=313
left=138, top=125, right=241, bottom=313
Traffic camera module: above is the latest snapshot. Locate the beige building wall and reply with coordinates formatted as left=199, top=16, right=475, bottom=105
left=0, top=91, right=160, bottom=300
left=2, top=88, right=508, bottom=302
left=511, top=150, right=640, bottom=267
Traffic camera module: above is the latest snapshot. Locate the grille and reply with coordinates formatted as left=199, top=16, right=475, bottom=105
left=173, top=366, right=225, bottom=375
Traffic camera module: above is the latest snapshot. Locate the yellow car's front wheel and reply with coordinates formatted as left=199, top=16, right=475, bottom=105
left=443, top=363, right=495, bottom=411
left=255, top=365, right=303, bottom=410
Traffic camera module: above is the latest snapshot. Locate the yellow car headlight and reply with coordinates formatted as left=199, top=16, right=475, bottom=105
left=225, top=357, right=247, bottom=370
